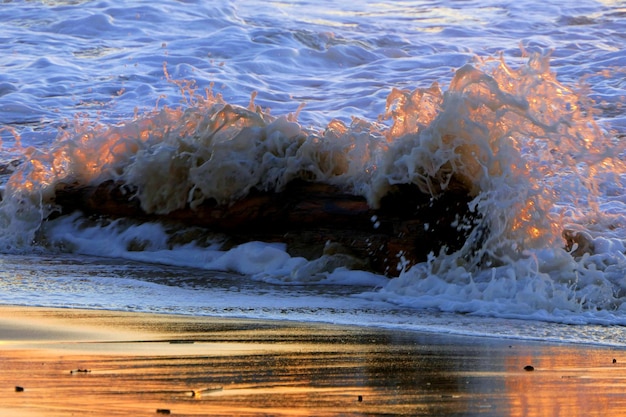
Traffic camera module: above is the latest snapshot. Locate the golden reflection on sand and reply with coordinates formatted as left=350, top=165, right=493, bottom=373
left=0, top=306, right=625, bottom=416
left=505, top=347, right=626, bottom=417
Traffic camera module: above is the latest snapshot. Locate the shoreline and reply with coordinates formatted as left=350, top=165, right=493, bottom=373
left=1, top=305, right=625, bottom=416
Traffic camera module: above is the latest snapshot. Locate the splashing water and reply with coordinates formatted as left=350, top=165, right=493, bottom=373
left=374, top=53, right=626, bottom=321
left=1, top=49, right=625, bottom=322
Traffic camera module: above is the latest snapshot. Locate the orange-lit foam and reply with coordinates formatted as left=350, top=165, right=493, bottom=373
left=1, top=52, right=621, bottom=268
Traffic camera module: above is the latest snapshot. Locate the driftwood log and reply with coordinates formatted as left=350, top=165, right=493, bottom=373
left=50, top=179, right=475, bottom=276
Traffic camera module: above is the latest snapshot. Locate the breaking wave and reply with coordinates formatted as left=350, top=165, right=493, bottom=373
left=1, top=51, right=625, bottom=323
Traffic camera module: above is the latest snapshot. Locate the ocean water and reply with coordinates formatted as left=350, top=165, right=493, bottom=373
left=1, top=0, right=625, bottom=346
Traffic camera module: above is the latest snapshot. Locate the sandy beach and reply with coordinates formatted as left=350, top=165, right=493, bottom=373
left=0, top=305, right=624, bottom=416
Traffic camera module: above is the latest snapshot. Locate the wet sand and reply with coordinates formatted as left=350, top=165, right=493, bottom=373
left=0, top=306, right=624, bottom=416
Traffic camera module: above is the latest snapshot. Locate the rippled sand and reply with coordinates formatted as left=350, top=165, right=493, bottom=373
left=0, top=306, right=624, bottom=416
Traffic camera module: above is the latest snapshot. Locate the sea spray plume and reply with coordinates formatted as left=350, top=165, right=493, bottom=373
left=379, top=52, right=626, bottom=316
left=372, top=62, right=544, bottom=269
left=0, top=51, right=620, bottom=276
left=373, top=51, right=617, bottom=274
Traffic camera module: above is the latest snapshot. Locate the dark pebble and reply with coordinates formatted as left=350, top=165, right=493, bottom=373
left=156, top=409, right=171, bottom=415
left=523, top=365, right=535, bottom=371
left=15, top=386, right=24, bottom=392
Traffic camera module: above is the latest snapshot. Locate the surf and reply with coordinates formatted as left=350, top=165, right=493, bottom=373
left=0, top=49, right=623, bottom=327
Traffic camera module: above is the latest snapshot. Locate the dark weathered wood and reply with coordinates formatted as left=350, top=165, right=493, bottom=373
left=51, top=179, right=475, bottom=276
